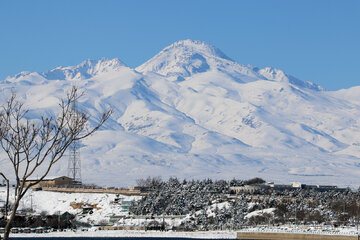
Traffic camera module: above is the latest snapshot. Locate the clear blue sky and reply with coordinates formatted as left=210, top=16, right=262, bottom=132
left=0, top=0, right=359, bottom=90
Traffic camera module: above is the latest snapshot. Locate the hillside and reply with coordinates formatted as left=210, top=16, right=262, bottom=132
left=1, top=40, right=359, bottom=187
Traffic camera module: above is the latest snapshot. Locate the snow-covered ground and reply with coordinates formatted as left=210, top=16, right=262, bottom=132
left=7, top=227, right=359, bottom=238
left=8, top=230, right=237, bottom=239
left=0, top=187, right=235, bottom=227
left=0, top=187, right=140, bottom=225
left=0, top=39, right=359, bottom=187
left=238, top=225, right=359, bottom=236
left=244, top=208, right=275, bottom=219
left=1, top=187, right=359, bottom=238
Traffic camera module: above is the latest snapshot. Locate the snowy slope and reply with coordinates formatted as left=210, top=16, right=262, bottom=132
left=0, top=187, right=140, bottom=225
left=1, top=40, right=359, bottom=187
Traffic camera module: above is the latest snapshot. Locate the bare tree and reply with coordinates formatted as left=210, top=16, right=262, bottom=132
left=0, top=86, right=111, bottom=240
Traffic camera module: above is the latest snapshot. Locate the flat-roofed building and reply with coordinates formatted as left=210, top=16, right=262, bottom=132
left=22, top=176, right=74, bottom=187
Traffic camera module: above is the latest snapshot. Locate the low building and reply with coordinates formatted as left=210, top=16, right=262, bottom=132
left=292, top=182, right=346, bottom=192
left=291, top=182, right=304, bottom=188
left=231, top=182, right=346, bottom=194
left=120, top=200, right=132, bottom=213
left=22, top=176, right=74, bottom=187
left=271, top=184, right=294, bottom=191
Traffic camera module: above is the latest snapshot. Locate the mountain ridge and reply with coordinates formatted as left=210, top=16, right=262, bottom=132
left=6, top=58, right=126, bottom=83
left=0, top=40, right=359, bottom=187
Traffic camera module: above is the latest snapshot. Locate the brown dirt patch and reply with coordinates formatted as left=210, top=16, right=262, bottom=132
left=70, top=202, right=101, bottom=210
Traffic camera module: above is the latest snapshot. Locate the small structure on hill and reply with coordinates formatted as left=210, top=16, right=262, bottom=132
left=230, top=182, right=347, bottom=194
left=22, top=176, right=74, bottom=188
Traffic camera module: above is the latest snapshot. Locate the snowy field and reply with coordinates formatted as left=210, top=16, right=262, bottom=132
left=7, top=230, right=237, bottom=239
left=0, top=187, right=240, bottom=227
left=7, top=228, right=360, bottom=238
left=0, top=187, right=140, bottom=225
left=1, top=186, right=359, bottom=238
left=238, top=226, right=359, bottom=236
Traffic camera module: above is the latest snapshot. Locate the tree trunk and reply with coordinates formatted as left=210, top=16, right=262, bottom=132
left=4, top=178, right=9, bottom=220
left=0, top=174, right=9, bottom=220
left=3, top=195, right=21, bottom=240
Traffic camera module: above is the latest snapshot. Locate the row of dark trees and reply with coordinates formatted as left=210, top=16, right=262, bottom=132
left=0, top=212, right=76, bottom=229
left=130, top=177, right=360, bottom=230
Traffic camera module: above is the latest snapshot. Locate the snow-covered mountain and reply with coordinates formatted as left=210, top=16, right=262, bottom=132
left=1, top=40, right=359, bottom=187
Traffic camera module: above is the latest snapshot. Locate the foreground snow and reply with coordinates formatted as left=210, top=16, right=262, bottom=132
left=9, top=230, right=237, bottom=239
left=0, top=187, right=140, bottom=225
left=8, top=227, right=360, bottom=238
left=239, top=226, right=359, bottom=236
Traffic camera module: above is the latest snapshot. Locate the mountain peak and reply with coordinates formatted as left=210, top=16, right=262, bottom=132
left=162, top=39, right=232, bottom=60
left=136, top=39, right=234, bottom=80
left=77, top=58, right=125, bottom=69
left=43, top=58, right=127, bottom=80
